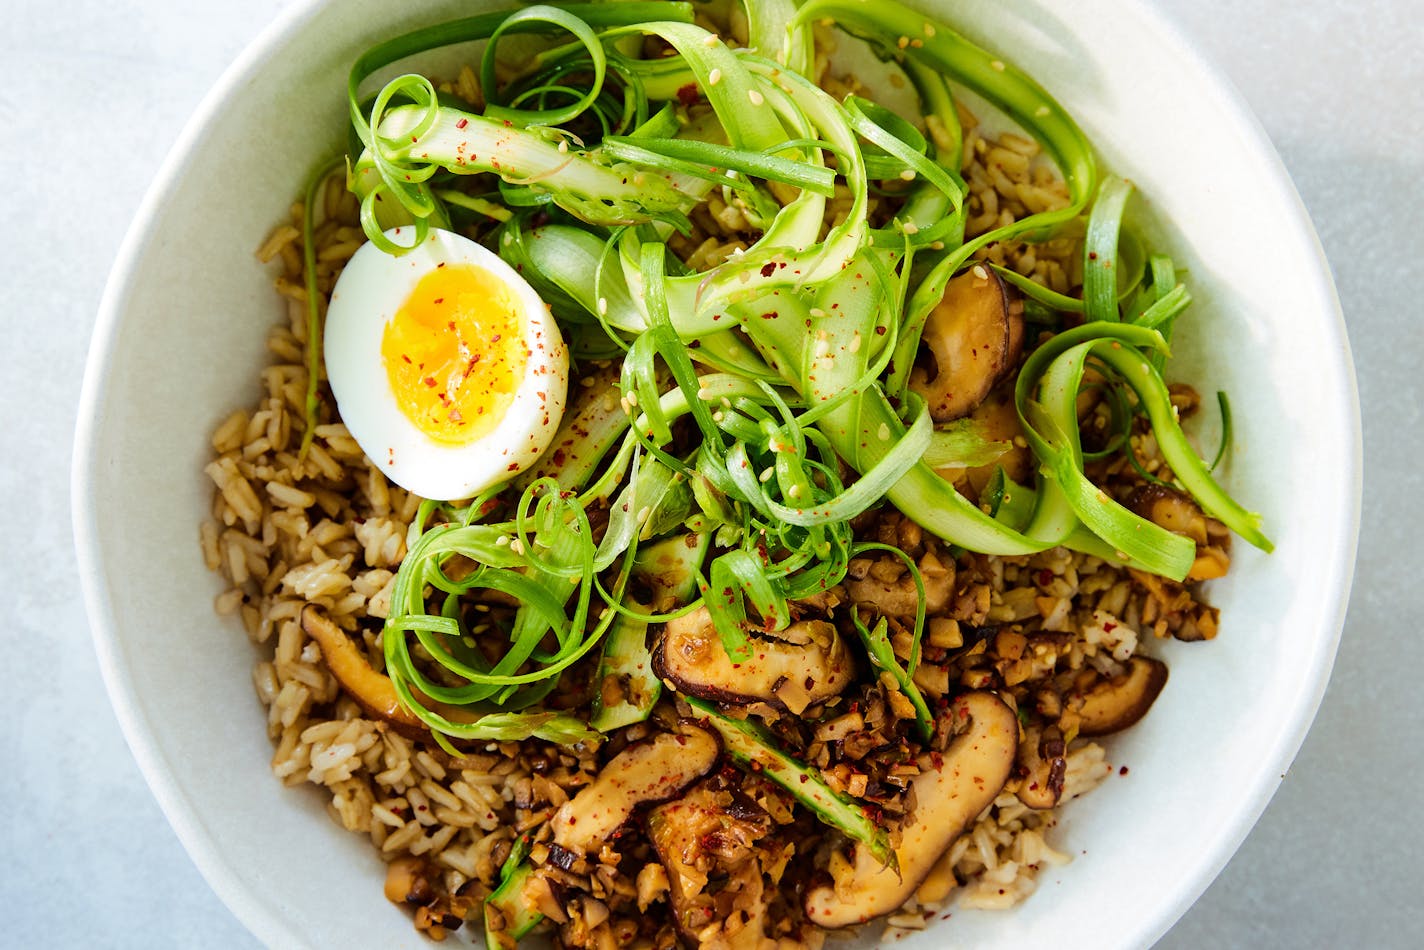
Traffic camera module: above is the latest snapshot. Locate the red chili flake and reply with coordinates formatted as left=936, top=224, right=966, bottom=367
left=875, top=325, right=887, bottom=335
left=491, top=334, right=501, bottom=342
left=675, top=83, right=700, bottom=107
left=423, top=376, right=437, bottom=387
left=434, top=298, right=445, bottom=305
left=507, top=462, right=520, bottom=472
left=760, top=262, right=777, bottom=278
left=450, top=409, right=464, bottom=423
left=455, top=117, right=468, bottom=129
left=1088, top=251, right=1099, bottom=260
left=401, top=354, right=412, bottom=364
left=1036, top=569, right=1054, bottom=586
left=1103, top=621, right=1117, bottom=632
left=1120, top=765, right=1130, bottom=776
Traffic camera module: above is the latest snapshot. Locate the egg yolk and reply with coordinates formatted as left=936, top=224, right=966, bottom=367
left=381, top=264, right=527, bottom=445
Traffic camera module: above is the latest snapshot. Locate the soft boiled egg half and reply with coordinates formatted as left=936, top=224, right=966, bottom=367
left=324, top=227, right=569, bottom=500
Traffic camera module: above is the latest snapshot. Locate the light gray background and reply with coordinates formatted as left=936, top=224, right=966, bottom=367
left=2, top=0, right=1418, bottom=946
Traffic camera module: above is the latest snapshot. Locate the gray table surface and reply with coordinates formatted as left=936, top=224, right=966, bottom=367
left=4, top=0, right=1419, bottom=946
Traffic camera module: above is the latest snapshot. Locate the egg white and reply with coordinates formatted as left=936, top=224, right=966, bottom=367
left=324, top=227, right=569, bottom=500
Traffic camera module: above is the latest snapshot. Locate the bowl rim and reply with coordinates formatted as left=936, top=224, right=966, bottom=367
left=72, top=1, right=1362, bottom=948
left=73, top=2, right=334, bottom=947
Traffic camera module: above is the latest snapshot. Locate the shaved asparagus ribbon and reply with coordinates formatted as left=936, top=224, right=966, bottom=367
left=319, top=0, right=1270, bottom=750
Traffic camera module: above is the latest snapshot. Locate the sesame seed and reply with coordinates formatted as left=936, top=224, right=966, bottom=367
left=788, top=484, right=803, bottom=499
left=1035, top=105, right=1051, bottom=117
left=896, top=35, right=910, bottom=49
left=923, top=23, right=936, bottom=37
left=878, top=423, right=891, bottom=441
left=902, top=221, right=919, bottom=235
left=557, top=140, right=569, bottom=153
left=702, top=34, right=719, bottom=47
left=972, top=264, right=989, bottom=279
left=597, top=297, right=608, bottom=316
left=626, top=390, right=638, bottom=407
left=991, top=60, right=1006, bottom=71
left=900, top=168, right=917, bottom=181
left=748, top=89, right=764, bottom=106
left=708, top=68, right=722, bottom=86
left=759, top=466, right=774, bottom=483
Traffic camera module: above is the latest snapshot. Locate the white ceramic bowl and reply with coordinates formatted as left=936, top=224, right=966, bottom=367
left=74, top=1, right=1360, bottom=947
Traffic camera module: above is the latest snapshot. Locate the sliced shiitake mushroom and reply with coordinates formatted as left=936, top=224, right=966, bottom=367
left=1074, top=656, right=1169, bottom=737
left=301, top=606, right=426, bottom=735
left=933, top=387, right=1033, bottom=498
left=646, top=783, right=775, bottom=948
left=652, top=607, right=855, bottom=715
left=1127, top=484, right=1209, bottom=544
left=1126, top=484, right=1232, bottom=581
left=803, top=691, right=1018, bottom=928
left=302, top=606, right=524, bottom=740
left=549, top=722, right=719, bottom=855
left=1015, top=723, right=1068, bottom=809
left=908, top=266, right=1025, bottom=422
left=384, top=855, right=437, bottom=907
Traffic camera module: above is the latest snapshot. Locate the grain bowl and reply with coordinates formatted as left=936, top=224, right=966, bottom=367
left=75, top=0, right=1359, bottom=947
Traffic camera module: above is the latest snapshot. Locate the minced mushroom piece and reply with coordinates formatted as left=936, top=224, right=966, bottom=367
left=845, top=549, right=953, bottom=619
